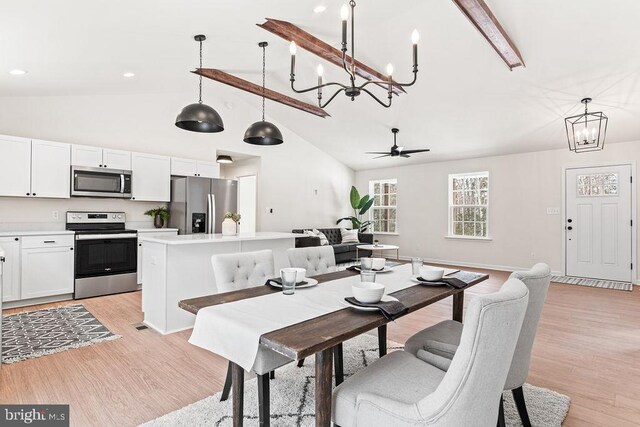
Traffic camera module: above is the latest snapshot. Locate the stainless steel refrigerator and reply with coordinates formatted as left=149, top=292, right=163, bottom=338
left=169, top=177, right=238, bottom=234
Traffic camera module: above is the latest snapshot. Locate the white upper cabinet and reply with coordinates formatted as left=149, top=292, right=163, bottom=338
left=171, top=157, right=219, bottom=178
left=171, top=157, right=198, bottom=177
left=31, top=139, right=71, bottom=198
left=71, top=144, right=103, bottom=167
left=131, top=152, right=171, bottom=201
left=103, top=149, right=131, bottom=170
left=72, top=144, right=131, bottom=170
left=197, top=160, right=220, bottom=178
left=0, top=135, right=31, bottom=197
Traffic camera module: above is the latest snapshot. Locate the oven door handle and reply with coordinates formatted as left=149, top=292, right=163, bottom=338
left=76, top=233, right=138, bottom=240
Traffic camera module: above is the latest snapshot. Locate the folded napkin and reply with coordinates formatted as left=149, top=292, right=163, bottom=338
left=344, top=297, right=408, bottom=320
left=265, top=278, right=308, bottom=287
left=417, top=276, right=467, bottom=289
left=346, top=265, right=360, bottom=272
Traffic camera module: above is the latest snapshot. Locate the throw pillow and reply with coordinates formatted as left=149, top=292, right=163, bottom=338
left=340, top=228, right=359, bottom=244
left=312, top=229, right=330, bottom=246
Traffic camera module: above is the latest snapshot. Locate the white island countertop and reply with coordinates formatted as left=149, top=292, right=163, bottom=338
left=142, top=231, right=300, bottom=246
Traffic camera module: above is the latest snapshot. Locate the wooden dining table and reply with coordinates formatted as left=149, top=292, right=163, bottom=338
left=179, top=262, right=489, bottom=427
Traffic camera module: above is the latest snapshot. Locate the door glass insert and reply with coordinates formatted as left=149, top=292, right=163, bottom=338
left=577, top=173, right=618, bottom=197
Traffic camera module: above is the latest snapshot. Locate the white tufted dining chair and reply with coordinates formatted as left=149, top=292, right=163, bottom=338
left=211, top=250, right=293, bottom=425
left=286, top=246, right=337, bottom=276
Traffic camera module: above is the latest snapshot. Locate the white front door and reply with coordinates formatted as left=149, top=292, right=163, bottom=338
left=237, top=175, right=257, bottom=233
left=565, top=164, right=632, bottom=282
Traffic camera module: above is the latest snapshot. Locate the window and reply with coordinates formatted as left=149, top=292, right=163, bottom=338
left=448, top=172, right=489, bottom=238
left=369, top=179, right=397, bottom=234
left=577, top=173, right=618, bottom=196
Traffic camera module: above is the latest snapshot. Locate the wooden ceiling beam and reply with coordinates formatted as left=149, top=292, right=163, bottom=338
left=257, top=18, right=405, bottom=95
left=193, top=68, right=330, bottom=118
left=452, top=0, right=525, bottom=70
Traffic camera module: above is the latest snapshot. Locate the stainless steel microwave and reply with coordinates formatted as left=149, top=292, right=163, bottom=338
left=71, top=166, right=132, bottom=198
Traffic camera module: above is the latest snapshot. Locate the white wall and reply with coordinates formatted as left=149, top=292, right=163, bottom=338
left=0, top=93, right=354, bottom=232
left=356, top=140, right=640, bottom=276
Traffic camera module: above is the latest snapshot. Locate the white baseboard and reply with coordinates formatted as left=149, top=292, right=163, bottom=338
left=398, top=256, right=563, bottom=277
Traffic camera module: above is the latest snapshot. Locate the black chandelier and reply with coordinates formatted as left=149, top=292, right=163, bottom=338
left=175, top=35, right=224, bottom=133
left=244, top=42, right=284, bottom=145
left=289, top=0, right=419, bottom=108
left=565, top=98, right=608, bottom=153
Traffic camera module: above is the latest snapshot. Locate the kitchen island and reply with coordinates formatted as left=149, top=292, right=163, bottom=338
left=140, top=232, right=298, bottom=334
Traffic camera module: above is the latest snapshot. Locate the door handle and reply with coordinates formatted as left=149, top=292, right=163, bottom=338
left=567, top=218, right=573, bottom=223
left=567, top=226, right=573, bottom=231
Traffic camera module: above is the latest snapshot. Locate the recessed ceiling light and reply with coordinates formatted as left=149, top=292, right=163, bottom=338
left=9, top=69, right=27, bottom=76
left=123, top=72, right=135, bottom=78
left=313, top=5, right=326, bottom=13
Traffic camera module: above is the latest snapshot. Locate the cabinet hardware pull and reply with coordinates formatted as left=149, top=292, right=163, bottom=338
left=14, top=237, right=19, bottom=241
left=44, top=240, right=56, bottom=243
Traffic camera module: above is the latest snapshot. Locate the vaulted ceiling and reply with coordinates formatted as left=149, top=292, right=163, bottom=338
left=2, top=0, right=640, bottom=170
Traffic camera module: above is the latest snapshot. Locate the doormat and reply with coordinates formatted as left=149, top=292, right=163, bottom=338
left=551, top=275, right=633, bottom=292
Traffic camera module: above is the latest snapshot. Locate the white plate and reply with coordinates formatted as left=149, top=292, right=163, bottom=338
left=410, top=275, right=448, bottom=286
left=341, top=295, right=399, bottom=311
left=352, top=265, right=394, bottom=273
left=268, top=278, right=319, bottom=289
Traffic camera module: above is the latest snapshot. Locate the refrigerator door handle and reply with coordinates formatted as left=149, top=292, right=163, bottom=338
left=207, top=193, right=215, bottom=234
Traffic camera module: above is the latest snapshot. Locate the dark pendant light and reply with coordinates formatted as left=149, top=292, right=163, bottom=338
left=243, top=42, right=283, bottom=146
left=565, top=97, right=607, bottom=153
left=216, top=154, right=233, bottom=164
left=175, top=35, right=224, bottom=133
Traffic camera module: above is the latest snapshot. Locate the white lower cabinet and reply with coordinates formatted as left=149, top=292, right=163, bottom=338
left=20, top=236, right=74, bottom=300
left=0, top=237, right=21, bottom=302
left=137, top=230, right=178, bottom=284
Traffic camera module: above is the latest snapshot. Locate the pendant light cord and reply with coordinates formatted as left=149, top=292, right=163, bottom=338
left=198, top=39, right=203, bottom=104
left=262, top=44, right=266, bottom=122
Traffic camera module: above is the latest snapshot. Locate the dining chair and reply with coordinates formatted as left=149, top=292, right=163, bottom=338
left=332, top=278, right=529, bottom=427
left=211, top=249, right=293, bottom=425
left=286, top=246, right=337, bottom=275
left=404, top=263, right=551, bottom=427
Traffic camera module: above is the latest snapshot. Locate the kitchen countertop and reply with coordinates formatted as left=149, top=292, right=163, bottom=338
left=136, top=228, right=179, bottom=233
left=0, top=230, right=75, bottom=238
left=142, top=232, right=299, bottom=245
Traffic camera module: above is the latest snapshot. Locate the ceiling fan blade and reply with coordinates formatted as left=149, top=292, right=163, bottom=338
left=366, top=151, right=391, bottom=154
left=373, top=154, right=391, bottom=159
left=400, top=149, right=430, bottom=154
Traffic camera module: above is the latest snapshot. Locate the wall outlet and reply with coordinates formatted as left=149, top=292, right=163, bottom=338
left=51, top=210, right=59, bottom=220
left=546, top=207, right=560, bottom=215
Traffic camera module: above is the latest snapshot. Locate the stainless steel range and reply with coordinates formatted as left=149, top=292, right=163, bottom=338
left=66, top=211, right=137, bottom=299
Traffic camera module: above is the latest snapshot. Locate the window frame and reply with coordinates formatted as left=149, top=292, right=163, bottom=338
left=447, top=171, right=490, bottom=240
left=369, top=178, right=398, bottom=235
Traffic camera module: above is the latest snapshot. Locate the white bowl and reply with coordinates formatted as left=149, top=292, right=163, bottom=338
left=280, top=267, right=306, bottom=283
left=419, top=266, right=444, bottom=281
left=352, top=282, right=385, bottom=303
left=371, top=257, right=386, bottom=271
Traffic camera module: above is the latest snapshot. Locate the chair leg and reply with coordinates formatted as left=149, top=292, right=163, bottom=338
left=378, top=325, right=387, bottom=357
left=220, top=361, right=233, bottom=402
left=497, top=394, right=505, bottom=427
left=257, top=373, right=270, bottom=427
left=297, top=358, right=305, bottom=368
left=334, top=343, right=344, bottom=386
left=512, top=386, right=532, bottom=427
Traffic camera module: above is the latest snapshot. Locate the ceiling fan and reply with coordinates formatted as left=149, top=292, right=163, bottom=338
left=367, top=128, right=430, bottom=159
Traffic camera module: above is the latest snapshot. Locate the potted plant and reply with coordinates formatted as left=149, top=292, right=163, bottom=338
left=222, top=212, right=241, bottom=236
left=336, top=186, right=374, bottom=232
left=144, top=207, right=170, bottom=229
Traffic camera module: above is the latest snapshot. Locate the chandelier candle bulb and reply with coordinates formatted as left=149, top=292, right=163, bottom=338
left=412, top=30, right=419, bottom=67
left=341, top=5, right=349, bottom=49
left=289, top=42, right=296, bottom=77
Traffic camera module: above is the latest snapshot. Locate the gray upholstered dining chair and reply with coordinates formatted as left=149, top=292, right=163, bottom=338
left=332, top=278, right=529, bottom=427
left=211, top=250, right=293, bottom=424
left=286, top=246, right=337, bottom=275
left=404, top=263, right=551, bottom=427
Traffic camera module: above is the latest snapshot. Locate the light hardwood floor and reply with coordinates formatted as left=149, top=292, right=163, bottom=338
left=1, top=267, right=639, bottom=426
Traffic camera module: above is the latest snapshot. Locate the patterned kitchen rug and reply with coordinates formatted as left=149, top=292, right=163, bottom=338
left=140, top=334, right=570, bottom=427
left=551, top=275, right=633, bottom=291
left=1, top=304, right=121, bottom=364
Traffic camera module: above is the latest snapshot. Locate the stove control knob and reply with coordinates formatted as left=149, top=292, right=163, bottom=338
left=112, top=214, right=116, bottom=219
left=117, top=214, right=123, bottom=219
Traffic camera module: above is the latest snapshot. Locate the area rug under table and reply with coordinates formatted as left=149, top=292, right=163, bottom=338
left=1, top=303, right=121, bottom=364
left=141, top=334, right=570, bottom=427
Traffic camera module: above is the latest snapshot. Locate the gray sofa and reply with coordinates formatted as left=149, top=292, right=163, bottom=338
left=292, top=228, right=373, bottom=264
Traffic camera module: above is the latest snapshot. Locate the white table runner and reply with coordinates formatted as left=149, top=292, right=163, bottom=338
left=189, top=264, right=442, bottom=371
